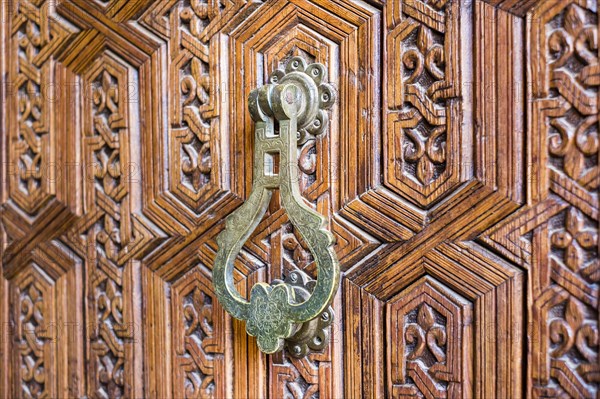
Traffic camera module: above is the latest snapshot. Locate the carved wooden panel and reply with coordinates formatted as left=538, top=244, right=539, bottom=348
left=171, top=265, right=231, bottom=398
left=484, top=1, right=600, bottom=397
left=387, top=277, right=472, bottom=398
left=0, top=0, right=598, bottom=398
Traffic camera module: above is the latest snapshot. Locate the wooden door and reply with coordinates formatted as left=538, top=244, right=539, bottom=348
left=1, top=0, right=598, bottom=397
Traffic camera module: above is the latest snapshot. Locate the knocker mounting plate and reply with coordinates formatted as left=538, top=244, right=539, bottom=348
left=212, top=57, right=339, bottom=357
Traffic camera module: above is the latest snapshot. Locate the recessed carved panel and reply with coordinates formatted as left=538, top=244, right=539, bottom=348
left=386, top=0, right=462, bottom=207
left=171, top=266, right=231, bottom=399
left=6, top=257, right=83, bottom=399
left=69, top=53, right=158, bottom=399
left=167, top=0, right=218, bottom=209
left=538, top=3, right=599, bottom=188
left=8, top=0, right=72, bottom=215
left=534, top=288, right=599, bottom=398
left=85, top=58, right=131, bottom=399
left=138, top=0, right=253, bottom=233
left=388, top=277, right=471, bottom=398
left=346, top=241, right=524, bottom=398
left=11, top=265, right=56, bottom=399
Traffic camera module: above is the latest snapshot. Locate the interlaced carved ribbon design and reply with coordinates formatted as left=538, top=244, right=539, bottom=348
left=213, top=57, right=338, bottom=356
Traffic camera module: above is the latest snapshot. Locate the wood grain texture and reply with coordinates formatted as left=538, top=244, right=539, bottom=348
left=0, top=0, right=597, bottom=398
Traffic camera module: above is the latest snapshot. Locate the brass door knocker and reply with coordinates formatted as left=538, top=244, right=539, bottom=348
left=212, top=57, right=339, bottom=357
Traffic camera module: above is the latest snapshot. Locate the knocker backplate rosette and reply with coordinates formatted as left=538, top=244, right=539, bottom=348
left=212, top=57, right=339, bottom=358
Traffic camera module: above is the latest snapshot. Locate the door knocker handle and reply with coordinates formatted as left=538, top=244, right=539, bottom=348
left=213, top=57, right=339, bottom=357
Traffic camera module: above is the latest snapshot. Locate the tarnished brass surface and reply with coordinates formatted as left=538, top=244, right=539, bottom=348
left=212, top=57, right=339, bottom=356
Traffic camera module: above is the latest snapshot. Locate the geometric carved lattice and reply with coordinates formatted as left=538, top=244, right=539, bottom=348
left=1, top=0, right=598, bottom=398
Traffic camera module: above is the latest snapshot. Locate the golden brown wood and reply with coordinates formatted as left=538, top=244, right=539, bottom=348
left=0, top=0, right=598, bottom=397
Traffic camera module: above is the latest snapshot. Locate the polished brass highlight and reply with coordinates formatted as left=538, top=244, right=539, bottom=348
left=212, top=57, right=339, bottom=356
